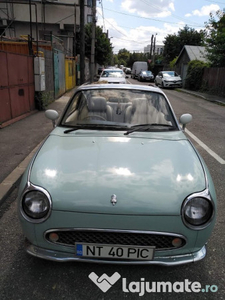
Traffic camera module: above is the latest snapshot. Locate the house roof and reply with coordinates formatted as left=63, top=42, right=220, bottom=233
left=176, top=45, right=208, bottom=64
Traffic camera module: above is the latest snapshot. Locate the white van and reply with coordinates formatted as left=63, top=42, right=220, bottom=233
left=131, top=61, right=148, bottom=79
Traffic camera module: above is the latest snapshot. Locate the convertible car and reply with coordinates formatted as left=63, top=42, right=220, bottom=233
left=18, top=84, right=216, bottom=265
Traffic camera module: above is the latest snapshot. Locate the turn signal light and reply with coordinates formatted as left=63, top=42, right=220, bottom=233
left=172, top=238, right=183, bottom=247
left=49, top=233, right=59, bottom=242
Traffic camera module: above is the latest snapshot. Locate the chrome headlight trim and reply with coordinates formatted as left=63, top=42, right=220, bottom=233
left=181, top=189, right=215, bottom=230
left=20, top=182, right=52, bottom=224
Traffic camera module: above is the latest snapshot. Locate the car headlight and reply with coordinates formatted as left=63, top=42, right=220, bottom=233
left=182, top=191, right=214, bottom=230
left=21, top=188, right=51, bottom=223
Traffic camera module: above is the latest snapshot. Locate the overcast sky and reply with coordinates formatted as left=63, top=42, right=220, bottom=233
left=96, top=0, right=223, bottom=54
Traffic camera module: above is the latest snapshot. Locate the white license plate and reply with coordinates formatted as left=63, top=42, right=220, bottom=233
left=75, top=243, right=155, bottom=260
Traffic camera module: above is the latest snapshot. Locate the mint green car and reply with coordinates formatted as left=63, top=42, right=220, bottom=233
left=18, top=84, right=216, bottom=265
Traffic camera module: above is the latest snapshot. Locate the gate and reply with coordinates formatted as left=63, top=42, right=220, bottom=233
left=54, top=49, right=66, bottom=98
left=0, top=51, right=35, bottom=125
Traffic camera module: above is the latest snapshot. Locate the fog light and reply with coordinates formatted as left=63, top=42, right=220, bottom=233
left=49, top=233, right=59, bottom=242
left=172, top=238, right=182, bottom=247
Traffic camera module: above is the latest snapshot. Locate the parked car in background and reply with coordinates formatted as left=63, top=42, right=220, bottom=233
left=18, top=83, right=216, bottom=265
left=124, top=67, right=131, bottom=74
left=131, top=61, right=148, bottom=79
left=155, top=71, right=182, bottom=88
left=138, top=70, right=154, bottom=82
left=98, top=68, right=128, bottom=84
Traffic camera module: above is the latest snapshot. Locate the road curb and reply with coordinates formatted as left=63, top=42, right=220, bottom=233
left=0, top=143, right=41, bottom=207
left=177, top=89, right=225, bottom=106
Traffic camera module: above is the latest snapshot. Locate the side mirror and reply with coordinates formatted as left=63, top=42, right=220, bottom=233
left=45, top=109, right=59, bottom=128
left=179, top=113, right=192, bottom=130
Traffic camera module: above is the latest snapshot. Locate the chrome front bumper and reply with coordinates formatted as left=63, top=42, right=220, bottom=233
left=25, top=242, right=207, bottom=266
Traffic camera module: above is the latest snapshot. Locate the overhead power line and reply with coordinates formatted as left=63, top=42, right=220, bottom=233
left=97, top=11, right=157, bottom=44
left=140, top=0, right=203, bottom=26
left=103, top=7, right=205, bottom=27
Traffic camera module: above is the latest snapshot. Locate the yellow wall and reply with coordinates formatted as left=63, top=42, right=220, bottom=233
left=65, top=59, right=76, bottom=91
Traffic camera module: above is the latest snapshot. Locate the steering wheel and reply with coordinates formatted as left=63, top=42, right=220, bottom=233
left=83, top=115, right=106, bottom=121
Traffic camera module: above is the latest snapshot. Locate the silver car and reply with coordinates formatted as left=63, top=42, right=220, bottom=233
left=98, top=68, right=128, bottom=84
left=155, top=71, right=182, bottom=88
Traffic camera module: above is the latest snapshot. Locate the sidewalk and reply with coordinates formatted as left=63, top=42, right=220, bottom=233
left=0, top=87, right=225, bottom=206
left=178, top=88, right=225, bottom=106
left=0, top=89, right=74, bottom=205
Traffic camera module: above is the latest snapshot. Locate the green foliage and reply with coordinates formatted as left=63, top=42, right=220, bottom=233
left=169, top=56, right=178, bottom=69
left=163, top=34, right=180, bottom=63
left=163, top=25, right=205, bottom=62
left=185, top=60, right=209, bottom=90
left=84, top=24, right=113, bottom=66
left=205, top=10, right=225, bottom=67
left=117, top=48, right=130, bottom=66
left=35, top=91, right=54, bottom=110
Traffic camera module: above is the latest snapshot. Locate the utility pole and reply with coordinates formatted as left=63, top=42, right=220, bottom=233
left=80, top=0, right=85, bottom=84
left=28, top=0, right=33, bottom=55
left=90, top=0, right=96, bottom=83
left=73, top=4, right=76, bottom=59
left=152, top=33, right=157, bottom=65
left=149, top=34, right=154, bottom=59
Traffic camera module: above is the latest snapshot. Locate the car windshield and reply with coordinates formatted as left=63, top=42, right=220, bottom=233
left=142, top=71, right=152, bottom=75
left=61, top=88, right=178, bottom=131
left=101, top=70, right=124, bottom=78
left=163, top=71, right=178, bottom=77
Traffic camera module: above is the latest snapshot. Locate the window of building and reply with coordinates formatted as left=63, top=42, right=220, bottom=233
left=87, top=0, right=92, bottom=7
left=87, top=15, right=93, bottom=23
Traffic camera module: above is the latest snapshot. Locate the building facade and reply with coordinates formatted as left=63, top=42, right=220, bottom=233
left=0, top=0, right=93, bottom=56
left=144, top=44, right=164, bottom=56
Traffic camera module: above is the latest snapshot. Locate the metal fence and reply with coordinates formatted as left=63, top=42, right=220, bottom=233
left=0, top=50, right=35, bottom=125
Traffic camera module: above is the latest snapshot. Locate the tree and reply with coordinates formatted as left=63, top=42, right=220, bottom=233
left=83, top=23, right=113, bottom=66
left=205, top=10, right=225, bottom=67
left=163, top=25, right=205, bottom=63
left=185, top=60, right=209, bottom=90
left=117, top=48, right=130, bottom=66
left=169, top=56, right=178, bottom=69
left=163, top=34, right=180, bottom=63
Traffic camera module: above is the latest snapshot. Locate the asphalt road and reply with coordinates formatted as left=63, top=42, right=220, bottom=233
left=0, top=80, right=225, bottom=300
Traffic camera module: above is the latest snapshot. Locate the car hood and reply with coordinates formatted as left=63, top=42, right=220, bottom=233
left=29, top=130, right=206, bottom=216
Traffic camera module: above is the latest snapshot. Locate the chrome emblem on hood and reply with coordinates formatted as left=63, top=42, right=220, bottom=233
left=110, top=194, right=117, bottom=206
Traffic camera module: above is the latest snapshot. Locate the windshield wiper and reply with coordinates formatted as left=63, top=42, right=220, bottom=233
left=64, top=124, right=128, bottom=134
left=124, top=123, right=176, bottom=135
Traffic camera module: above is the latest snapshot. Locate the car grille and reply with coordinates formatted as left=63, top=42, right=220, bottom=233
left=45, top=230, right=186, bottom=250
